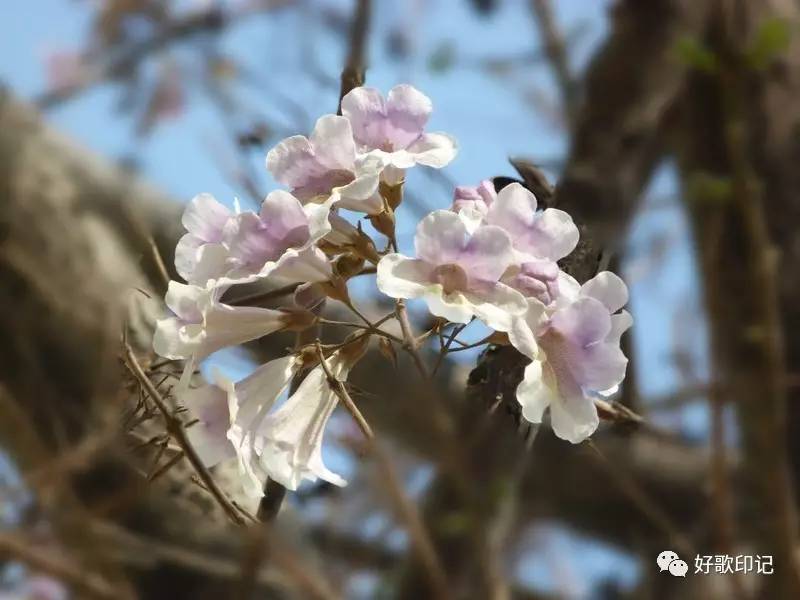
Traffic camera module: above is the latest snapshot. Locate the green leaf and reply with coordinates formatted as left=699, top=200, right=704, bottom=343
left=747, top=17, right=792, bottom=69
left=675, top=36, right=718, bottom=73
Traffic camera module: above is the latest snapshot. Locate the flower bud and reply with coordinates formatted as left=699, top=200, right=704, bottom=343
left=378, top=337, right=397, bottom=368
left=334, top=252, right=366, bottom=279
left=320, top=276, right=352, bottom=304
left=380, top=180, right=404, bottom=211
left=280, top=308, right=319, bottom=332
left=369, top=208, right=396, bottom=239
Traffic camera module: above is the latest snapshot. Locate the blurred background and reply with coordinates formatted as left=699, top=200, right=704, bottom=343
left=1, top=0, right=799, bottom=598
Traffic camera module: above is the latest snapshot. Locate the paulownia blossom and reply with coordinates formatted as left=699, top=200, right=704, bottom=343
left=509, top=272, right=632, bottom=443
left=485, top=183, right=578, bottom=262
left=182, top=338, right=368, bottom=495
left=267, top=115, right=384, bottom=214
left=174, top=193, right=234, bottom=285
left=180, top=356, right=299, bottom=496
left=256, top=344, right=363, bottom=491
left=451, top=179, right=496, bottom=221
left=220, top=190, right=334, bottom=285
left=226, top=356, right=301, bottom=496
left=182, top=372, right=237, bottom=468
left=179, top=190, right=335, bottom=288
left=153, top=281, right=314, bottom=364
left=377, top=210, right=527, bottom=332
left=341, top=84, right=457, bottom=184
left=152, top=80, right=633, bottom=486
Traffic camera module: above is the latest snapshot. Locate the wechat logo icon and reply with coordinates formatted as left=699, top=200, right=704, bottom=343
left=657, top=550, right=688, bottom=577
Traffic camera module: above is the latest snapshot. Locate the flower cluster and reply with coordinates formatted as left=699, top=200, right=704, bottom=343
left=153, top=84, right=630, bottom=498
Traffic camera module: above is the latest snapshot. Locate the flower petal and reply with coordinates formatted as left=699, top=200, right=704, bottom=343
left=487, top=183, right=578, bottom=261
left=258, top=361, right=348, bottom=490
left=190, top=243, right=231, bottom=286
left=183, top=383, right=235, bottom=467
left=575, top=343, right=628, bottom=393
left=465, top=283, right=528, bottom=332
left=233, top=355, right=297, bottom=429
left=271, top=246, right=333, bottom=284
left=405, top=132, right=457, bottom=168
left=550, top=297, right=612, bottom=347
left=459, top=224, right=515, bottom=283
left=198, top=304, right=289, bottom=360
left=607, top=309, right=633, bottom=345
left=414, top=210, right=468, bottom=266
left=508, top=298, right=548, bottom=359
left=377, top=254, right=431, bottom=299
left=259, top=190, right=312, bottom=247
left=423, top=289, right=474, bottom=324
left=182, top=193, right=230, bottom=242
left=341, top=86, right=388, bottom=149
left=164, top=280, right=205, bottom=322
left=265, top=134, right=315, bottom=191
left=308, top=114, right=357, bottom=171
left=516, top=360, right=554, bottom=423
left=174, top=233, right=202, bottom=283
left=385, top=84, right=432, bottom=148
left=549, top=392, right=599, bottom=444
left=153, top=317, right=192, bottom=359
left=303, top=196, right=335, bottom=243
left=580, top=271, right=629, bottom=314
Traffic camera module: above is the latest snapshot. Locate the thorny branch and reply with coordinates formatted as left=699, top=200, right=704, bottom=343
left=121, top=339, right=247, bottom=526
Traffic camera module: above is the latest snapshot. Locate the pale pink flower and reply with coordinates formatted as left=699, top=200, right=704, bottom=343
left=451, top=179, right=496, bottom=219
left=174, top=193, right=233, bottom=285
left=267, top=115, right=384, bottom=214
left=485, top=183, right=579, bottom=262
left=377, top=210, right=526, bottom=331
left=509, top=272, right=632, bottom=443
left=153, top=281, right=303, bottom=363
left=181, top=190, right=335, bottom=287
left=341, top=85, right=457, bottom=182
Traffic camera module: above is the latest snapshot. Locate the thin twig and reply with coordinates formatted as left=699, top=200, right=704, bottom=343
left=395, top=300, right=430, bottom=379
left=587, top=440, right=694, bottom=557
left=147, top=236, right=171, bottom=290
left=36, top=2, right=296, bottom=109
left=432, top=321, right=470, bottom=376
left=227, top=267, right=376, bottom=307
left=446, top=339, right=491, bottom=353
left=122, top=340, right=245, bottom=526
left=709, top=391, right=748, bottom=599
left=314, top=343, right=450, bottom=598
left=0, top=531, right=128, bottom=600
left=315, top=342, right=374, bottom=439
left=528, top=0, right=579, bottom=124
left=318, top=318, right=404, bottom=345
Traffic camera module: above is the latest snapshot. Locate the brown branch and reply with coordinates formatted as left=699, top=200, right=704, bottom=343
left=528, top=0, right=579, bottom=123
left=121, top=340, right=246, bottom=526
left=337, top=0, right=372, bottom=113
left=395, top=299, right=431, bottom=379
left=314, top=341, right=451, bottom=599
left=0, top=531, right=129, bottom=600
left=315, top=341, right=375, bottom=440
left=586, top=441, right=695, bottom=557
left=35, top=1, right=297, bottom=109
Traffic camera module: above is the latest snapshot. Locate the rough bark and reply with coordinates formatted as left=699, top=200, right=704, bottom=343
left=674, top=1, right=800, bottom=596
